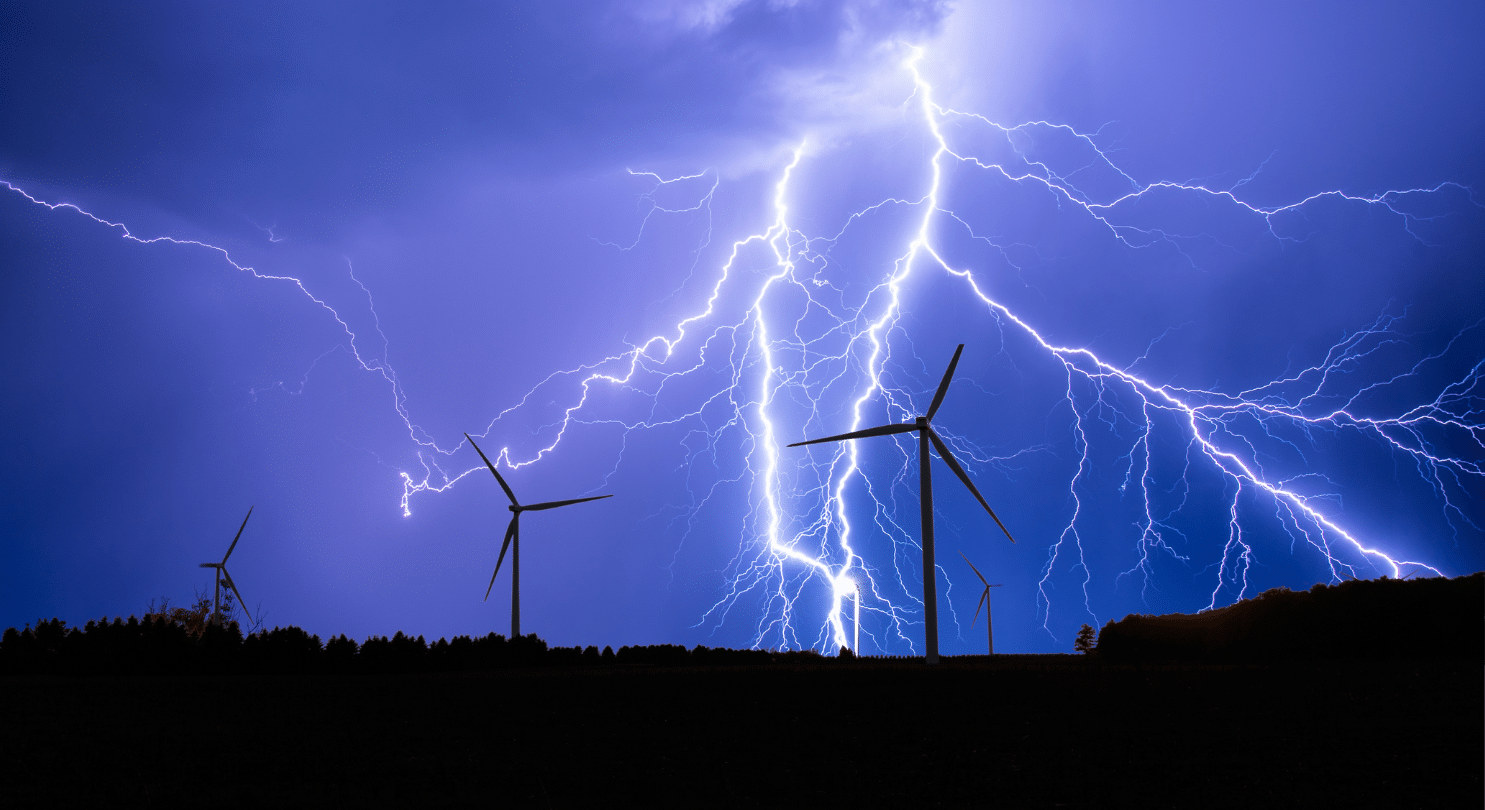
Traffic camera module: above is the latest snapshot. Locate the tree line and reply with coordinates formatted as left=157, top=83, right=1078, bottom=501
left=0, top=614, right=855, bottom=676
left=10, top=571, right=1476, bottom=673
left=1092, top=572, right=1483, bottom=661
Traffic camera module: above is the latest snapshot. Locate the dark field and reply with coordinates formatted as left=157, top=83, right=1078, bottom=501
left=3, top=656, right=1478, bottom=808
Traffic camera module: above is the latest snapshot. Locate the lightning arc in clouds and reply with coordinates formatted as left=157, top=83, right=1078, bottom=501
left=4, top=46, right=1481, bottom=653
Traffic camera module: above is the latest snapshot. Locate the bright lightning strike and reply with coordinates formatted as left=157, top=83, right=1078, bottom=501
left=5, top=45, right=1480, bottom=654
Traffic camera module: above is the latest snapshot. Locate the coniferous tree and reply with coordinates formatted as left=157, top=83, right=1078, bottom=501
left=1074, top=623, right=1097, bottom=654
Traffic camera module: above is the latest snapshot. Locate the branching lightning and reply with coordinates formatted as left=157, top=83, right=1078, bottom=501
left=5, top=45, right=1481, bottom=653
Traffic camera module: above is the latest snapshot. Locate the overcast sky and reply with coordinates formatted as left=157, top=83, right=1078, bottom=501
left=2, top=1, right=1482, bottom=653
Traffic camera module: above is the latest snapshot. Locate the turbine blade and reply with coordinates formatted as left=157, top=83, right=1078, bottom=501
left=787, top=422, right=916, bottom=448
left=199, top=563, right=217, bottom=568
left=928, top=429, right=1015, bottom=543
left=466, top=433, right=519, bottom=506
left=973, top=588, right=987, bottom=628
left=223, top=506, right=253, bottom=563
left=522, top=494, right=613, bottom=512
left=486, top=518, right=517, bottom=600
left=223, top=569, right=251, bottom=625
left=925, top=344, right=965, bottom=422
left=957, top=549, right=989, bottom=587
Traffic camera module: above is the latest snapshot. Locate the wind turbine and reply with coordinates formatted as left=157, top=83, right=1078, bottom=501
left=959, top=550, right=1003, bottom=655
left=788, top=344, right=1014, bottom=664
left=199, top=507, right=254, bottom=627
left=465, top=433, right=612, bottom=639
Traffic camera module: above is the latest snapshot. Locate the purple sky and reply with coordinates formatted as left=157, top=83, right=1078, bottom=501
left=2, top=1, right=1482, bottom=654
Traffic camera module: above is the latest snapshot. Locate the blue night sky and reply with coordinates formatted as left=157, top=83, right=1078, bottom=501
left=2, top=1, right=1482, bottom=654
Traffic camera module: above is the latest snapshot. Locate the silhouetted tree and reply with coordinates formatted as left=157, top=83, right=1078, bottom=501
left=245, top=625, right=322, bottom=671
left=325, top=633, right=358, bottom=668
left=1074, top=623, right=1097, bottom=654
left=141, top=589, right=242, bottom=637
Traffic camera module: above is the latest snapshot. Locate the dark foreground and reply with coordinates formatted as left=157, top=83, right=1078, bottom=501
left=3, top=656, right=1478, bottom=808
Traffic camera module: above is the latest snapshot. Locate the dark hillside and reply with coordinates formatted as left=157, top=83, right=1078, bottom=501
left=3, top=577, right=1480, bottom=806
left=2, top=657, right=1478, bottom=807
left=1095, top=573, right=1483, bottom=661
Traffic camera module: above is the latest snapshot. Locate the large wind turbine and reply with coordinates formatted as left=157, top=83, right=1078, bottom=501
left=199, top=507, right=254, bottom=627
left=788, top=344, right=1014, bottom=664
left=959, top=550, right=1003, bottom=655
left=465, top=433, right=612, bottom=639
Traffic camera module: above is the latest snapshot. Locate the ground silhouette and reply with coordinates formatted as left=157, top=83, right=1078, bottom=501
left=2, top=573, right=1480, bottom=806
left=1095, top=572, right=1483, bottom=661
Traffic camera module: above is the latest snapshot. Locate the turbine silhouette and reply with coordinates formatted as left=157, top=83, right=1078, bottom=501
left=959, top=550, right=1003, bottom=655
left=854, top=582, right=861, bottom=654
left=199, top=507, right=254, bottom=627
left=789, top=344, right=1014, bottom=664
left=465, top=433, right=612, bottom=639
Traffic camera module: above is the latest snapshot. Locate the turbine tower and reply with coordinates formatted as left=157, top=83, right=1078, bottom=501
left=959, top=550, right=1003, bottom=655
left=788, top=344, right=1014, bottom=665
left=465, top=433, right=612, bottom=639
left=854, top=583, right=861, bottom=655
left=199, top=506, right=254, bottom=627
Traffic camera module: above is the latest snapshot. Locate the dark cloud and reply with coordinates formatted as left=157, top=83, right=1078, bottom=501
left=0, top=0, right=948, bottom=223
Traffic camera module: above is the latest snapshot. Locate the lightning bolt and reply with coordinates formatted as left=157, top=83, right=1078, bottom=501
left=5, top=44, right=1480, bottom=654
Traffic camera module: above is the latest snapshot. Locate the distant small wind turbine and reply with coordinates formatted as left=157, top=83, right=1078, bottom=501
left=789, top=344, right=1014, bottom=665
left=958, top=550, right=1002, bottom=655
left=199, top=507, right=254, bottom=627
left=465, top=433, right=612, bottom=639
